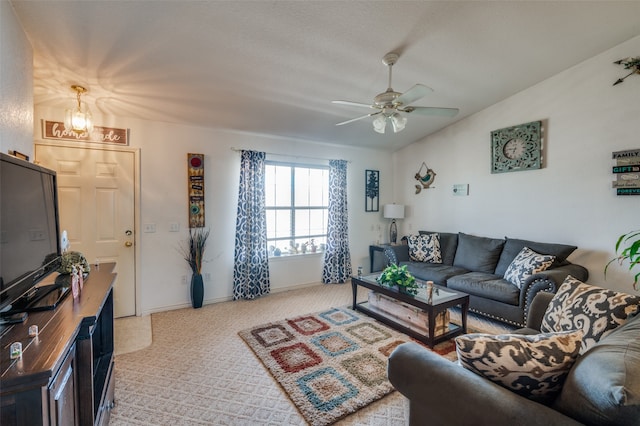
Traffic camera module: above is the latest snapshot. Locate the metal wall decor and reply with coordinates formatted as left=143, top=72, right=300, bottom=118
left=613, top=57, right=640, bottom=86
left=188, top=153, right=205, bottom=227
left=414, top=162, right=436, bottom=193
left=365, top=169, right=379, bottom=212
left=612, top=149, right=640, bottom=196
left=491, top=121, right=543, bottom=174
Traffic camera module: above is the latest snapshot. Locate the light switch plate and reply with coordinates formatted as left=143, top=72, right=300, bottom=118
left=453, top=184, right=469, bottom=196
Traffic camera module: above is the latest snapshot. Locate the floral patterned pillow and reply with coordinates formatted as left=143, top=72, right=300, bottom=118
left=455, top=330, right=583, bottom=404
left=407, top=233, right=442, bottom=263
left=503, top=247, right=555, bottom=289
left=541, top=275, right=640, bottom=354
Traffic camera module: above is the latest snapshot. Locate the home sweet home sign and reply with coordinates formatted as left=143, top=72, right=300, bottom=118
left=42, top=120, right=129, bottom=145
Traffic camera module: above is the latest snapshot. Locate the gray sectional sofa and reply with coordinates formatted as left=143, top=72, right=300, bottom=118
left=388, top=291, right=640, bottom=425
left=383, top=231, right=588, bottom=327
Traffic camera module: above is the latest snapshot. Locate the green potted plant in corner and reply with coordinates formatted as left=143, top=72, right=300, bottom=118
left=377, top=263, right=419, bottom=295
left=181, top=227, right=210, bottom=308
left=606, top=229, right=640, bottom=290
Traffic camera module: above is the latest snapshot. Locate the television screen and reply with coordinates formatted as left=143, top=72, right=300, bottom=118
left=0, top=153, right=61, bottom=313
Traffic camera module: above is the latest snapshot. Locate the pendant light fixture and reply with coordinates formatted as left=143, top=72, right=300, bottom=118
left=65, top=85, right=93, bottom=135
left=372, top=109, right=408, bottom=134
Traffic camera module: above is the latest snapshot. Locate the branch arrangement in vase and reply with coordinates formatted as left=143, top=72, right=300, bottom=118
left=182, top=227, right=210, bottom=274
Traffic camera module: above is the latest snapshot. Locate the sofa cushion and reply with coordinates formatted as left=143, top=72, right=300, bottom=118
left=453, top=233, right=505, bottom=274
left=407, top=233, right=442, bottom=263
left=503, top=247, right=555, bottom=289
left=419, top=231, right=458, bottom=265
left=553, top=315, right=640, bottom=425
left=447, top=272, right=520, bottom=305
left=541, top=275, right=640, bottom=354
left=400, top=261, right=468, bottom=286
left=455, top=330, right=583, bottom=404
left=495, top=237, right=577, bottom=276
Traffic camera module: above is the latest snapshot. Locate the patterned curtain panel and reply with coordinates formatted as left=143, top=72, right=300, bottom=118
left=322, top=159, right=352, bottom=283
left=233, top=150, right=271, bottom=300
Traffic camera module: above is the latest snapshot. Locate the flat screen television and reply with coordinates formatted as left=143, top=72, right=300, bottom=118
left=0, top=152, right=62, bottom=315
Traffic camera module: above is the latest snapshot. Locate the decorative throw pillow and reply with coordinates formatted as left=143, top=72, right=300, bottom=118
left=407, top=233, right=442, bottom=263
left=453, top=233, right=505, bottom=273
left=503, top=247, right=555, bottom=289
left=455, top=330, right=583, bottom=404
left=541, top=275, right=640, bottom=354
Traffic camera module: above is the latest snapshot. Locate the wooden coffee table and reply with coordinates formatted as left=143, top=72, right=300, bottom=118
left=351, top=274, right=469, bottom=347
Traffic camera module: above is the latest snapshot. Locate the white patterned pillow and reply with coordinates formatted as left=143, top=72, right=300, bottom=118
left=455, top=330, right=583, bottom=403
left=407, top=233, right=442, bottom=263
left=503, top=247, right=555, bottom=289
left=540, top=275, right=640, bottom=354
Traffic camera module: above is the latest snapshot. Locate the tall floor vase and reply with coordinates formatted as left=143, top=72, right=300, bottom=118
left=191, top=273, right=204, bottom=309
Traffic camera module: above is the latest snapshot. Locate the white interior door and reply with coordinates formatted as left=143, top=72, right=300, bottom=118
left=35, top=144, right=137, bottom=318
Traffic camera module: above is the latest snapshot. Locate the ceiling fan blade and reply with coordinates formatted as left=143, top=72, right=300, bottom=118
left=395, top=84, right=433, bottom=106
left=336, top=111, right=381, bottom=126
left=332, top=100, right=376, bottom=109
left=403, top=106, right=459, bottom=117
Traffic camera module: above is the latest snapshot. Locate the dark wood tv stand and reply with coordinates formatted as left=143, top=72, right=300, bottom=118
left=0, top=263, right=117, bottom=426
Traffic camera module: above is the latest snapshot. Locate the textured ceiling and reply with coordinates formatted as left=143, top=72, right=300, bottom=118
left=11, top=1, right=640, bottom=151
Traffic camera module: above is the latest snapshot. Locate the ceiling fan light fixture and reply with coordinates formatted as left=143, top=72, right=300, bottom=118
left=373, top=114, right=387, bottom=134
left=391, top=112, right=407, bottom=133
left=64, top=85, right=93, bottom=135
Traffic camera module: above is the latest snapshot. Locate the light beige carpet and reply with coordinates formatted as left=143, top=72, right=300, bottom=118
left=111, top=283, right=513, bottom=425
left=114, top=314, right=152, bottom=356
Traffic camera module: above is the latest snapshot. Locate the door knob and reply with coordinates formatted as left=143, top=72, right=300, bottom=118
left=125, top=241, right=133, bottom=247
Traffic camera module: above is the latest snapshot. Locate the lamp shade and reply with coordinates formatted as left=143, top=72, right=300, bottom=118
left=383, top=204, right=405, bottom=219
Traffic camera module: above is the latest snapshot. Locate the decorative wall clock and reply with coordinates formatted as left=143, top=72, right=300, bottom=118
left=491, top=121, right=543, bottom=174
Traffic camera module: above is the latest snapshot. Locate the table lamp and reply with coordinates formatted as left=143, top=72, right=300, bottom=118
left=383, top=204, right=405, bottom=244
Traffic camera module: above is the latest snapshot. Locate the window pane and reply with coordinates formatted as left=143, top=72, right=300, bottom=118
left=274, top=209, right=291, bottom=238
left=308, top=169, right=326, bottom=206
left=295, top=168, right=310, bottom=206
left=265, top=165, right=275, bottom=206
left=274, top=165, right=291, bottom=206
left=295, top=209, right=310, bottom=237
left=309, top=209, right=326, bottom=235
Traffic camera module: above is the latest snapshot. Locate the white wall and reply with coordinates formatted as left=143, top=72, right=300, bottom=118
left=0, top=0, right=33, bottom=157
left=393, top=35, right=640, bottom=293
left=32, top=108, right=395, bottom=315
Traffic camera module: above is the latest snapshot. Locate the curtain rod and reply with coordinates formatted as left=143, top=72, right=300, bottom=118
left=230, top=147, right=351, bottom=163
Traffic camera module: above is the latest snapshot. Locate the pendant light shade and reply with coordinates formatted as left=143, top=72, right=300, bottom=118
left=373, top=114, right=387, bottom=134
left=390, top=112, right=406, bottom=133
left=372, top=112, right=407, bottom=134
left=65, top=85, right=93, bottom=135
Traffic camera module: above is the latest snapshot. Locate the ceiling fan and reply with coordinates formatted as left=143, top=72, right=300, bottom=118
left=332, top=52, right=459, bottom=134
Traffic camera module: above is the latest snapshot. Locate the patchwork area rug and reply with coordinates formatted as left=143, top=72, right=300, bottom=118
left=238, top=307, right=457, bottom=426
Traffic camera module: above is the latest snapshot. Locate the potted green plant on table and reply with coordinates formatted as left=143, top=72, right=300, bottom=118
left=181, top=227, right=210, bottom=308
left=606, top=229, right=640, bottom=290
left=377, top=263, right=419, bottom=295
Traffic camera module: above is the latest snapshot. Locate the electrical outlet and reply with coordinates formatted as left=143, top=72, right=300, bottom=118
left=169, top=222, right=180, bottom=232
left=204, top=272, right=211, bottom=282
left=181, top=275, right=188, bottom=285
left=143, top=223, right=157, bottom=233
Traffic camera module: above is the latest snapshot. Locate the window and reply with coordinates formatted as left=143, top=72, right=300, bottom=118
left=265, top=162, right=329, bottom=256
